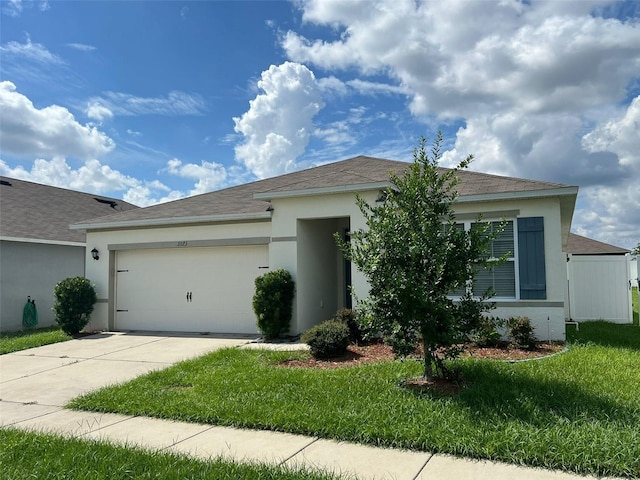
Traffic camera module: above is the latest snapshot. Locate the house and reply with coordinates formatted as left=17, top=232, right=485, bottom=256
left=0, top=177, right=138, bottom=332
left=565, top=233, right=632, bottom=324
left=72, top=156, right=578, bottom=341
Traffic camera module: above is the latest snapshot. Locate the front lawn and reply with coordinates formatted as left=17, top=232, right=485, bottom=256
left=0, top=326, right=70, bottom=354
left=0, top=428, right=342, bottom=480
left=69, top=322, right=640, bottom=478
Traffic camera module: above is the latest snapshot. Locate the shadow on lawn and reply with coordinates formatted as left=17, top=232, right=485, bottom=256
left=567, top=320, right=640, bottom=352
left=443, top=360, right=638, bottom=429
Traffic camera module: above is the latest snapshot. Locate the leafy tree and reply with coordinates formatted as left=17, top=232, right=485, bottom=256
left=632, top=242, right=640, bottom=256
left=53, top=277, right=97, bottom=336
left=337, top=134, right=500, bottom=380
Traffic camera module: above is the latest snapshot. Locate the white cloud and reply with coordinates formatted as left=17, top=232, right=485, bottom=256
left=164, top=158, right=228, bottom=196
left=0, top=34, right=63, bottom=64
left=87, top=90, right=206, bottom=117
left=582, top=95, right=640, bottom=168
left=2, top=0, right=23, bottom=17
left=126, top=129, right=142, bottom=137
left=0, top=156, right=184, bottom=207
left=233, top=62, right=324, bottom=178
left=86, top=101, right=114, bottom=121
left=66, top=43, right=96, bottom=52
left=0, top=81, right=115, bottom=159
left=282, top=0, right=640, bottom=248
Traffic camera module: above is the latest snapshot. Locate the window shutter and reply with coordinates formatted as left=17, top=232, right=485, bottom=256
left=517, top=217, right=546, bottom=299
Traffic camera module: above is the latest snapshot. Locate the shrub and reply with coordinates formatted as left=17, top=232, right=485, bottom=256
left=301, top=319, right=350, bottom=359
left=252, top=269, right=295, bottom=339
left=470, top=316, right=505, bottom=347
left=334, top=308, right=362, bottom=343
left=506, top=316, right=537, bottom=350
left=53, top=277, right=97, bottom=336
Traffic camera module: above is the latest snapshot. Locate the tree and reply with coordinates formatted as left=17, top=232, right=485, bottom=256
left=632, top=243, right=640, bottom=256
left=53, top=277, right=97, bottom=336
left=337, top=134, right=499, bottom=380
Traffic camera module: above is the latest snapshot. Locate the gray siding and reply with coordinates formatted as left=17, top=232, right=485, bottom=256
left=0, top=241, right=85, bottom=331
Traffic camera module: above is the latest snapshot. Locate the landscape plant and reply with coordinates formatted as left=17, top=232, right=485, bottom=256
left=506, top=316, right=537, bottom=350
left=336, top=133, right=501, bottom=380
left=53, top=277, right=97, bottom=336
left=252, top=269, right=295, bottom=339
left=301, top=319, right=350, bottom=359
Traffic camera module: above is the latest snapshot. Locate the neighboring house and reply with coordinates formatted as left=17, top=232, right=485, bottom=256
left=72, top=156, right=578, bottom=341
left=565, top=233, right=632, bottom=324
left=0, top=177, right=138, bottom=332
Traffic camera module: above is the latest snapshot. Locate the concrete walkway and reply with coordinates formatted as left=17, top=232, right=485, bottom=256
left=0, top=332, right=618, bottom=480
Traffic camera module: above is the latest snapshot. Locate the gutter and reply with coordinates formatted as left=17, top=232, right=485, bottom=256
left=70, top=211, right=272, bottom=231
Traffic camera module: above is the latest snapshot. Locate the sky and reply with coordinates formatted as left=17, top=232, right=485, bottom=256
left=0, top=0, right=638, bottom=250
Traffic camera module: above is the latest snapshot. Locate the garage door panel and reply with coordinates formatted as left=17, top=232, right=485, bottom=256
left=115, top=246, right=268, bottom=333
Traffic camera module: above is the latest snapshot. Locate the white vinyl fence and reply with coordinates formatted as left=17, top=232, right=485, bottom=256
left=567, top=254, right=632, bottom=323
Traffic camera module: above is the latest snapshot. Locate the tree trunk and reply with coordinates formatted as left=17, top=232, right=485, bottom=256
left=423, top=347, right=435, bottom=381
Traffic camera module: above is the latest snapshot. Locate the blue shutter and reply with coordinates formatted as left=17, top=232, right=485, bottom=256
left=518, top=217, right=546, bottom=299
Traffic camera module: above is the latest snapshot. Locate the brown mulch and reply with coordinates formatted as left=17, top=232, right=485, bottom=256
left=278, top=340, right=566, bottom=370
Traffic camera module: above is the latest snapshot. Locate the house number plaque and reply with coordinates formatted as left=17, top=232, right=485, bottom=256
left=176, top=241, right=188, bottom=247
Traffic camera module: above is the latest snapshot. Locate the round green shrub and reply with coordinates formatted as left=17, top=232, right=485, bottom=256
left=334, top=308, right=362, bottom=343
left=506, top=316, right=537, bottom=350
left=252, top=269, right=295, bottom=339
left=301, top=319, right=350, bottom=359
left=53, top=277, right=97, bottom=336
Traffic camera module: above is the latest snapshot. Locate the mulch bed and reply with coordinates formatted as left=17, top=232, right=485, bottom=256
left=278, top=340, right=566, bottom=370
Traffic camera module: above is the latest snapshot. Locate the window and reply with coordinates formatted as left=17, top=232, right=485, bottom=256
left=472, top=221, right=516, bottom=298
left=447, top=216, right=547, bottom=300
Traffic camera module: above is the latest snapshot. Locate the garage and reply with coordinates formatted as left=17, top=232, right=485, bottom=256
left=114, top=245, right=269, bottom=334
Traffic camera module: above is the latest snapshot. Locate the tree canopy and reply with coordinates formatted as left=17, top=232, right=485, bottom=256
left=338, top=134, right=500, bottom=380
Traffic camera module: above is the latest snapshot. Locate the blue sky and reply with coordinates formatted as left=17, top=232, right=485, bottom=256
left=1, top=0, right=639, bottom=249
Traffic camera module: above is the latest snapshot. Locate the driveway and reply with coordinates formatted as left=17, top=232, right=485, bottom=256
left=0, top=332, right=250, bottom=410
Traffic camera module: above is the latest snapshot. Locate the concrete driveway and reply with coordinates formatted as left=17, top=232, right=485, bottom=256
left=0, top=332, right=250, bottom=408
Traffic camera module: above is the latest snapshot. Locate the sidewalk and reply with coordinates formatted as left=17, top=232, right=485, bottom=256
left=0, top=333, right=619, bottom=480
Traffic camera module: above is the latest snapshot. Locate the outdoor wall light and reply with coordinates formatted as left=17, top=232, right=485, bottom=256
left=91, top=248, right=100, bottom=261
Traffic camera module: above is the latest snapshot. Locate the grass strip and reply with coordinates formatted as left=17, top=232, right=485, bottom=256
left=70, top=322, right=640, bottom=479
left=0, top=428, right=344, bottom=480
left=0, top=326, right=70, bottom=354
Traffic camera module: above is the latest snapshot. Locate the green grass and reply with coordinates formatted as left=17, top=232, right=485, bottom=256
left=0, top=326, right=70, bottom=354
left=0, top=428, right=343, bottom=480
left=69, top=322, right=640, bottom=479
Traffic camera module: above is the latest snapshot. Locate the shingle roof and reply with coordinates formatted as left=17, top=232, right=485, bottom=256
left=72, top=156, right=575, bottom=228
left=565, top=233, right=630, bottom=255
left=0, top=177, right=138, bottom=243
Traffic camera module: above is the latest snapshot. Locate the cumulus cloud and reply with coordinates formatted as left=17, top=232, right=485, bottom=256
left=0, top=81, right=115, bottom=159
left=582, top=95, right=640, bottom=168
left=165, top=158, right=228, bottom=196
left=233, top=62, right=324, bottom=178
left=0, top=157, right=186, bottom=207
left=86, top=101, right=114, bottom=121
left=282, top=0, right=640, bottom=248
left=86, top=90, right=206, bottom=117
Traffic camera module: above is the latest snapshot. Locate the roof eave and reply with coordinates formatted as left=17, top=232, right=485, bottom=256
left=455, top=186, right=578, bottom=203
left=70, top=211, right=272, bottom=231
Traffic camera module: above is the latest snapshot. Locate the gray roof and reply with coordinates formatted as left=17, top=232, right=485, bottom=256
left=0, top=177, right=138, bottom=243
left=565, top=233, right=630, bottom=255
left=72, top=156, right=576, bottom=229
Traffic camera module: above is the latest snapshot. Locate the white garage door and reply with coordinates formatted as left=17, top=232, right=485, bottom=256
left=115, top=245, right=269, bottom=334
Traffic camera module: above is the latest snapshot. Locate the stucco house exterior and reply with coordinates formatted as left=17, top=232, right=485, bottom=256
left=72, top=156, right=578, bottom=341
left=0, top=177, right=138, bottom=331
